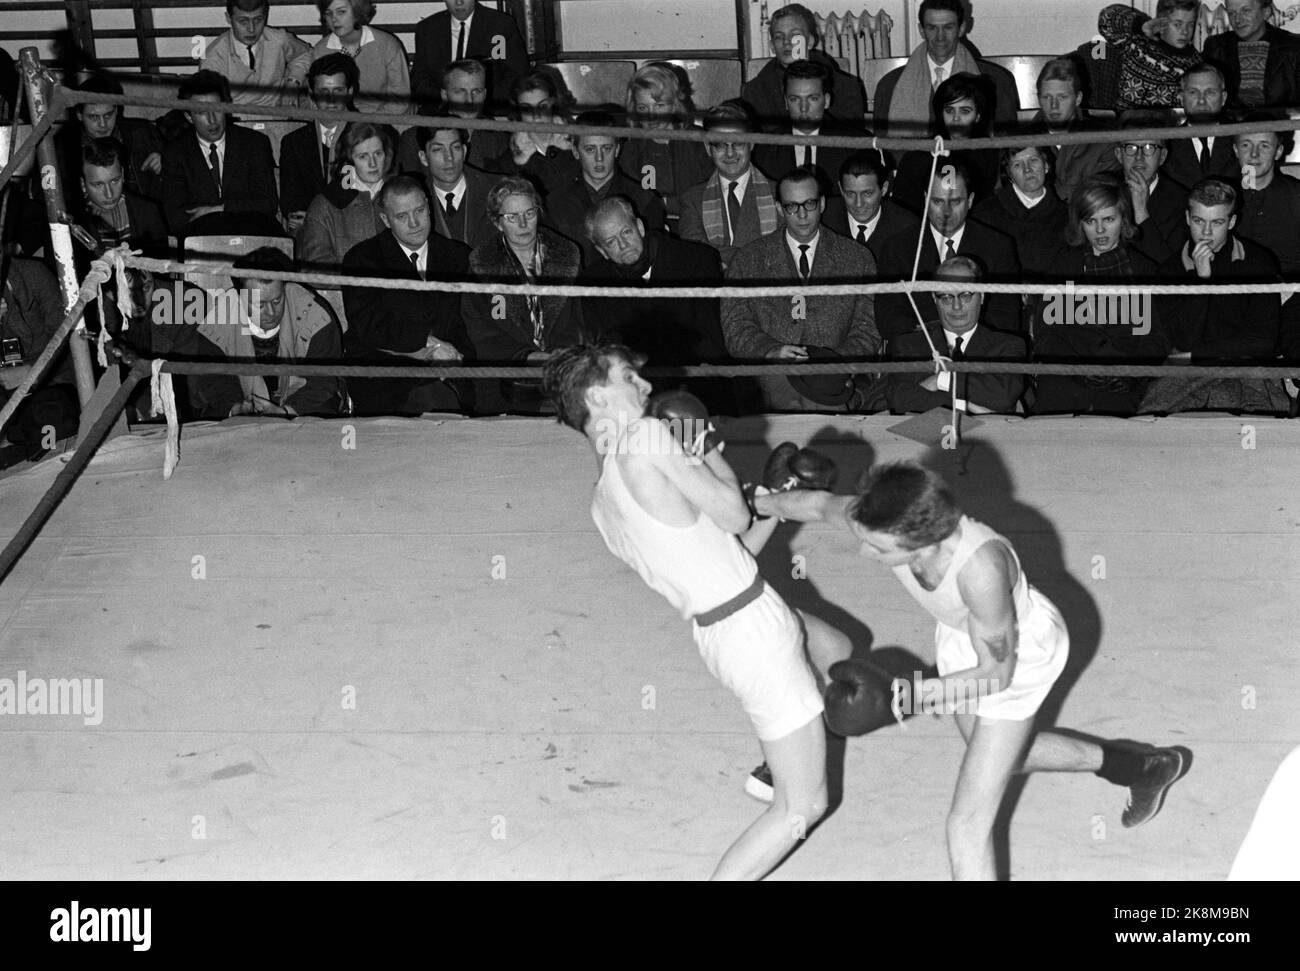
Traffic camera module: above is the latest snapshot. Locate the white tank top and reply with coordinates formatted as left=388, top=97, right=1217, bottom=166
left=591, top=444, right=758, bottom=621
left=893, top=516, right=1036, bottom=630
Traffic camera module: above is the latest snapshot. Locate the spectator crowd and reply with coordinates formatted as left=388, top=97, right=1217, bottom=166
left=4, top=0, right=1300, bottom=457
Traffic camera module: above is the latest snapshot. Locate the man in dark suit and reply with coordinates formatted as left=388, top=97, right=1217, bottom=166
left=740, top=3, right=865, bottom=131
left=1114, top=112, right=1191, bottom=264
left=1202, top=0, right=1300, bottom=109
left=876, top=158, right=1020, bottom=340
left=885, top=255, right=1027, bottom=414
left=721, top=166, right=880, bottom=411
left=546, top=111, right=667, bottom=265
left=752, top=59, right=866, bottom=196
left=341, top=176, right=473, bottom=416
left=823, top=151, right=919, bottom=265
left=1163, top=64, right=1240, bottom=192
left=279, top=53, right=358, bottom=234
left=577, top=196, right=735, bottom=412
left=415, top=116, right=495, bottom=250
left=411, top=0, right=529, bottom=106
left=160, top=70, right=279, bottom=240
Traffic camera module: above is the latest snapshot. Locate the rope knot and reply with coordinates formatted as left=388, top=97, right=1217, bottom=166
left=930, top=135, right=950, bottom=159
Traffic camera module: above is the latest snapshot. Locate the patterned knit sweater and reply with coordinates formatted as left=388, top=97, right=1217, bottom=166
left=1099, top=4, right=1203, bottom=109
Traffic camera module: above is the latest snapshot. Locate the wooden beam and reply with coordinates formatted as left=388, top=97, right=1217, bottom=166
left=131, top=0, right=160, bottom=75
left=65, top=1, right=96, bottom=61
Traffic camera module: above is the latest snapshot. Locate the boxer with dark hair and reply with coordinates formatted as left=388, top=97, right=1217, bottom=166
left=756, top=461, right=1192, bottom=880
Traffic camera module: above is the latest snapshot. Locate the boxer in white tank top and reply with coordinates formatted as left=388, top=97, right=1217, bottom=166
left=544, top=343, right=832, bottom=881
left=755, top=460, right=1192, bottom=880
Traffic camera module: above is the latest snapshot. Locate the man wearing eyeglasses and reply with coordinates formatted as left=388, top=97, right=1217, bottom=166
left=721, top=166, right=879, bottom=411
left=884, top=256, right=1027, bottom=415
left=1114, top=110, right=1190, bottom=264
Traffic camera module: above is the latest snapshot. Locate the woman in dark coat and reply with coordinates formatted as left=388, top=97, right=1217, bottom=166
left=1030, top=174, right=1171, bottom=415
left=462, top=176, right=585, bottom=414
left=971, top=145, right=1069, bottom=278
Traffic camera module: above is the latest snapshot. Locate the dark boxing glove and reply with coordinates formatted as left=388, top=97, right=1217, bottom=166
left=823, top=658, right=898, bottom=737
left=647, top=389, right=719, bottom=457
left=762, top=441, right=837, bottom=493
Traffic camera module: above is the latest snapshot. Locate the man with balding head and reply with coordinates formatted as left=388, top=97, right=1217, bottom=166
left=884, top=256, right=1027, bottom=414
left=341, top=175, right=473, bottom=415
left=577, top=195, right=732, bottom=410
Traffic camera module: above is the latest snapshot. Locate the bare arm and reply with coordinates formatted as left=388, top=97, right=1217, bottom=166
left=637, top=420, right=752, bottom=534
left=754, top=489, right=855, bottom=526
left=918, top=542, right=1019, bottom=710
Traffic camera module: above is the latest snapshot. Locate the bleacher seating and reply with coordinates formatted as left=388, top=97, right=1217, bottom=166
left=537, top=61, right=636, bottom=111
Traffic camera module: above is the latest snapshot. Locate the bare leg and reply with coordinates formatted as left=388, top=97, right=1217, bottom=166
left=1021, top=730, right=1103, bottom=773
left=712, top=714, right=828, bottom=881
left=957, top=712, right=1101, bottom=773
left=947, top=716, right=1035, bottom=880
left=797, top=609, right=852, bottom=686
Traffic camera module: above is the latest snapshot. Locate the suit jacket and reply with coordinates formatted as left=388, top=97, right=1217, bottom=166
left=886, top=322, right=1027, bottom=414
left=752, top=119, right=867, bottom=195
left=411, top=7, right=529, bottom=104
left=1161, top=125, right=1240, bottom=192
left=546, top=171, right=668, bottom=266
left=578, top=232, right=726, bottom=364
left=1202, top=23, right=1300, bottom=109
left=679, top=168, right=782, bottom=270
left=970, top=184, right=1070, bottom=278
left=822, top=198, right=919, bottom=266
left=1127, top=175, right=1189, bottom=264
left=341, top=229, right=472, bottom=359
left=618, top=135, right=713, bottom=217
left=721, top=228, right=880, bottom=359
left=199, top=25, right=311, bottom=107
left=876, top=220, right=1021, bottom=339
left=161, top=126, right=278, bottom=237
left=740, top=51, right=866, bottom=131
left=279, top=122, right=335, bottom=216
left=429, top=166, right=496, bottom=249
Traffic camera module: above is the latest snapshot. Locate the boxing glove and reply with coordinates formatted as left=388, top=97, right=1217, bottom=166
left=762, top=441, right=837, bottom=493
left=647, top=389, right=719, bottom=457
left=823, top=658, right=898, bottom=737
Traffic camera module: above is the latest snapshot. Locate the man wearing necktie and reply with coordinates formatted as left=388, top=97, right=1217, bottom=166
left=823, top=152, right=920, bottom=264
left=411, top=0, right=529, bottom=105
left=752, top=59, right=866, bottom=195
left=200, top=0, right=311, bottom=108
left=415, top=116, right=495, bottom=249
left=160, top=70, right=279, bottom=238
left=279, top=53, right=357, bottom=234
left=875, top=158, right=1022, bottom=340
left=1164, top=65, right=1238, bottom=191
left=885, top=256, right=1027, bottom=415
left=721, top=167, right=880, bottom=411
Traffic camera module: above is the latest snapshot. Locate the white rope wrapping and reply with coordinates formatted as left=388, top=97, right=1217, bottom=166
left=149, top=358, right=179, bottom=480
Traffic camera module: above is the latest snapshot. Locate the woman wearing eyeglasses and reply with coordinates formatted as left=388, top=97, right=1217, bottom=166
left=462, top=176, right=585, bottom=414
left=889, top=73, right=1000, bottom=216
left=970, top=145, right=1068, bottom=279
left=620, top=63, right=712, bottom=221
left=1029, top=174, right=1171, bottom=416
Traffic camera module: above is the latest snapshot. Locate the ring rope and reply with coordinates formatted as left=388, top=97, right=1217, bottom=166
left=64, top=89, right=1300, bottom=154
left=120, top=254, right=1300, bottom=298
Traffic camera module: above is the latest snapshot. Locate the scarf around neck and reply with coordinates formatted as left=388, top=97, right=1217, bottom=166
left=887, top=42, right=981, bottom=137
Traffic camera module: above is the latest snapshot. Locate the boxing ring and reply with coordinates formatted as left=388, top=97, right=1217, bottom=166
left=1, top=72, right=1299, bottom=881
left=0, top=411, right=1296, bottom=879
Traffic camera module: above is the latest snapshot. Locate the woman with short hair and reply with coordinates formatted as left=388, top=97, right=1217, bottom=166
left=311, top=0, right=412, bottom=114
